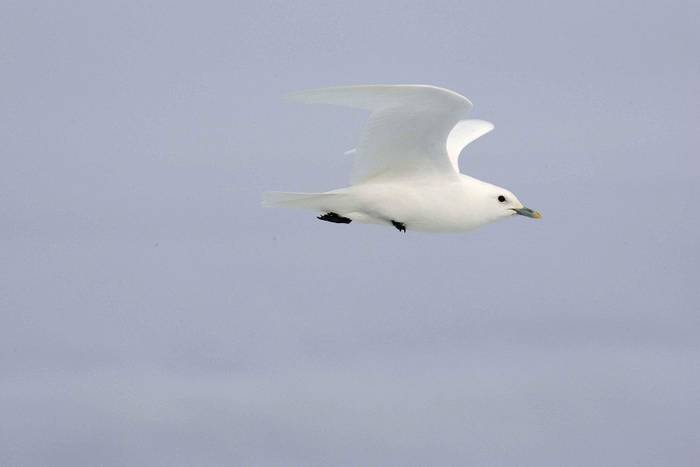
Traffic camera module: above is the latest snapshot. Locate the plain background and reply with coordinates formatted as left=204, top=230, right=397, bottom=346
left=2, top=1, right=698, bottom=466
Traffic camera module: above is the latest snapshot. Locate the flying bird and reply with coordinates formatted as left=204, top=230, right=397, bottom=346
left=263, top=85, right=541, bottom=233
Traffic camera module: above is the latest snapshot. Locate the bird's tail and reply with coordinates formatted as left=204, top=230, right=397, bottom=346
left=261, top=191, right=345, bottom=212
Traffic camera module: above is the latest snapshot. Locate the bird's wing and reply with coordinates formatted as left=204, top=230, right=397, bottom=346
left=288, top=85, right=493, bottom=183
left=446, top=119, right=495, bottom=172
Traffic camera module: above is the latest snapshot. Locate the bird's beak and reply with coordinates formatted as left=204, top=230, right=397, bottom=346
left=512, top=207, right=542, bottom=219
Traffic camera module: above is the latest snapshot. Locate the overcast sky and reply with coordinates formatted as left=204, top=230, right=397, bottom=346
left=1, top=1, right=699, bottom=466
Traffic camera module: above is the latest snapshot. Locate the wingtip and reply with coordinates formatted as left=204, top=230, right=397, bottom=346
left=284, top=84, right=477, bottom=127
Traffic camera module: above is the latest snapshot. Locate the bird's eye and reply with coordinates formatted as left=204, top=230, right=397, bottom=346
left=498, top=195, right=506, bottom=202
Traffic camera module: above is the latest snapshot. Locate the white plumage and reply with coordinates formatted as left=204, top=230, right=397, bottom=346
left=263, top=85, right=540, bottom=233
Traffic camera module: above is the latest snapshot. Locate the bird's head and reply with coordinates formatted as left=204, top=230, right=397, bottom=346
left=473, top=182, right=541, bottom=223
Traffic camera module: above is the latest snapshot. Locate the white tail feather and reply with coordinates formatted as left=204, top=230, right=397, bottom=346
left=262, top=191, right=343, bottom=211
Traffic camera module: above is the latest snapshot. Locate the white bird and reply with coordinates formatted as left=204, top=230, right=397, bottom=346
left=263, top=85, right=541, bottom=233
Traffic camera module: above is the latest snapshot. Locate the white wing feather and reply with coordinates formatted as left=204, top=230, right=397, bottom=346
left=446, top=119, right=495, bottom=172
left=289, top=85, right=492, bottom=182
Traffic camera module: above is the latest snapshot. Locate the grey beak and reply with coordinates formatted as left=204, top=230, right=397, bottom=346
left=512, top=207, right=542, bottom=219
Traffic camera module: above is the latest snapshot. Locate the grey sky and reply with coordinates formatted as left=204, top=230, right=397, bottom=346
left=1, top=1, right=699, bottom=466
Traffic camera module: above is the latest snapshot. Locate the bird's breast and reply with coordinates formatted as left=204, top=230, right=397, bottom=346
left=353, top=179, right=485, bottom=232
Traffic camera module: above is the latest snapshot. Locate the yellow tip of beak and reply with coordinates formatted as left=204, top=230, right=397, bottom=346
left=532, top=211, right=542, bottom=219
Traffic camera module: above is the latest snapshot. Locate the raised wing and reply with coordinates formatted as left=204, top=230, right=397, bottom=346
left=288, top=85, right=492, bottom=183
left=446, top=119, right=495, bottom=172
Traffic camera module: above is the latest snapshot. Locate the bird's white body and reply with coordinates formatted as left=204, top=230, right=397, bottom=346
left=310, top=175, right=506, bottom=232
left=263, top=84, right=540, bottom=233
